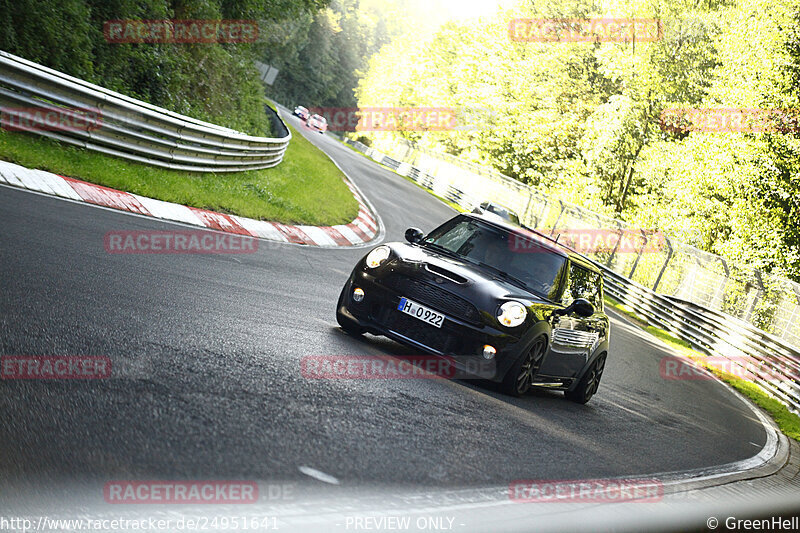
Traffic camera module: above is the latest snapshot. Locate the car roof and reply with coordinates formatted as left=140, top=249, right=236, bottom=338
left=462, top=213, right=602, bottom=274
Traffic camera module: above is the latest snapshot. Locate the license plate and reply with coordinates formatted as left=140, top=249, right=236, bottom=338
left=397, top=297, right=445, bottom=328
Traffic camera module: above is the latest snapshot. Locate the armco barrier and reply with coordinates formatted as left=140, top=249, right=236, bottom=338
left=0, top=50, right=290, bottom=172
left=344, top=137, right=800, bottom=413
left=600, top=265, right=800, bottom=413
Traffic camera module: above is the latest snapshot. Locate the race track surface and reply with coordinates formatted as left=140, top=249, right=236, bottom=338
left=0, top=120, right=766, bottom=498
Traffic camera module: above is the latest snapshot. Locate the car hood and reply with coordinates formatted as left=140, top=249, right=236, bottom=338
left=383, top=242, right=551, bottom=308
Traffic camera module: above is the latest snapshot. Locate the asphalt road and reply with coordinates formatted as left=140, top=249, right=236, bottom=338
left=0, top=118, right=767, bottom=502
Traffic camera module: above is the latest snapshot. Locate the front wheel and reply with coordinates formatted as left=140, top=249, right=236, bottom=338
left=500, top=337, right=546, bottom=397
left=565, top=353, right=606, bottom=404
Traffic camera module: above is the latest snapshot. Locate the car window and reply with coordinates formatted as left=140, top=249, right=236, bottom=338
left=562, top=263, right=603, bottom=311
left=424, top=218, right=566, bottom=299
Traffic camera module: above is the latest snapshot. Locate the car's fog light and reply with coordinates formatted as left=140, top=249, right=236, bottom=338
left=482, top=345, right=496, bottom=360
left=352, top=287, right=365, bottom=302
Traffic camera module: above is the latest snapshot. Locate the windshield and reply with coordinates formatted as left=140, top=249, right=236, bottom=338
left=424, top=218, right=565, bottom=298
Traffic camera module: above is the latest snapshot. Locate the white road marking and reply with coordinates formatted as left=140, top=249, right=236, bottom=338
left=133, top=194, right=206, bottom=227
left=298, top=225, right=337, bottom=246
left=32, top=169, right=83, bottom=200
left=334, top=224, right=363, bottom=244
left=232, top=216, right=288, bottom=242
left=298, top=466, right=340, bottom=485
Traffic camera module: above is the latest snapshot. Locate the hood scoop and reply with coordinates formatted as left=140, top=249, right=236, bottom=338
left=424, top=263, right=469, bottom=284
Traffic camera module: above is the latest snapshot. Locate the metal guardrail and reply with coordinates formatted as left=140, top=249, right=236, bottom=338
left=345, top=137, right=800, bottom=413
left=0, top=50, right=290, bottom=172
left=601, top=265, right=800, bottom=414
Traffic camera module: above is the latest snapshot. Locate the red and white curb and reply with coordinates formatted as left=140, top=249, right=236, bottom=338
left=0, top=160, right=382, bottom=247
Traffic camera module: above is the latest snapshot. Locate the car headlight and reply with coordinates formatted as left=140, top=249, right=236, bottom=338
left=498, top=301, right=527, bottom=328
left=365, top=245, right=391, bottom=268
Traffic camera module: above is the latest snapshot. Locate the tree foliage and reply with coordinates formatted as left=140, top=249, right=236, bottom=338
left=261, top=0, right=398, bottom=107
left=0, top=0, right=329, bottom=135
left=356, top=0, right=800, bottom=281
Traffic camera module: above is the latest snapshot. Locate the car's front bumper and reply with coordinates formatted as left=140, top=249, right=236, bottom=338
left=338, top=270, right=530, bottom=382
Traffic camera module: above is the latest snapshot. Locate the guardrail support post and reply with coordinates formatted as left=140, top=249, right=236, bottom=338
left=627, top=229, right=648, bottom=279
left=535, top=197, right=549, bottom=230
left=744, top=270, right=764, bottom=322
left=605, top=223, right=625, bottom=269
left=522, top=192, right=535, bottom=226
left=652, top=237, right=674, bottom=292
left=712, top=257, right=731, bottom=310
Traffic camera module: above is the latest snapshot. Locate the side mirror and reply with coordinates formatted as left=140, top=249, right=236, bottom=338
left=405, top=227, right=424, bottom=244
left=554, top=298, right=595, bottom=318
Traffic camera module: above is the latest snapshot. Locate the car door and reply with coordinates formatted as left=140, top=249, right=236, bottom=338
left=537, top=261, right=606, bottom=379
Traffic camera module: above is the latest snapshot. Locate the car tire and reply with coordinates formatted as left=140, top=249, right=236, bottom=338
left=565, top=353, right=606, bottom=404
left=336, top=285, right=364, bottom=336
left=500, top=336, right=546, bottom=397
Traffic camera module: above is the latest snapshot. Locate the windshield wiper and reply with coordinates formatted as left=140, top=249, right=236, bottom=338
left=422, top=242, right=464, bottom=261
left=472, top=260, right=530, bottom=292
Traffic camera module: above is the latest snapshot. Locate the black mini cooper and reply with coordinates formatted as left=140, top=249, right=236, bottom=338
left=336, top=213, right=610, bottom=403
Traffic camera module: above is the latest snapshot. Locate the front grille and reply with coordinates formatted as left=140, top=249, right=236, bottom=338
left=385, top=313, right=459, bottom=354
left=382, top=274, right=481, bottom=324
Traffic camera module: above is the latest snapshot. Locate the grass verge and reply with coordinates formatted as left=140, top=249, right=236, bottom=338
left=0, top=122, right=359, bottom=226
left=605, top=294, right=800, bottom=442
